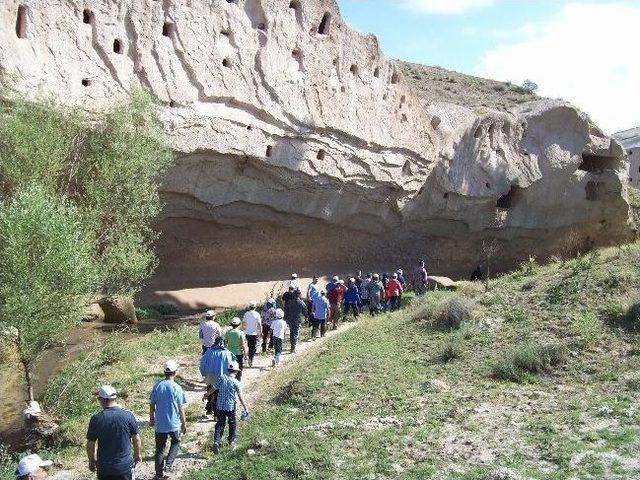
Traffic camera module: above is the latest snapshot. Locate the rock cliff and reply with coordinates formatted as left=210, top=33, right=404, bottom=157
left=0, top=0, right=631, bottom=297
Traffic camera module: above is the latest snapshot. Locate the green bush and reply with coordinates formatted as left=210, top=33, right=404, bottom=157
left=440, top=329, right=464, bottom=362
left=435, top=296, right=476, bottom=330
left=493, top=342, right=567, bottom=383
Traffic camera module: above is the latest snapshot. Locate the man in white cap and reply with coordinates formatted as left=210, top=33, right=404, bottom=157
left=288, top=273, right=300, bottom=290
left=242, top=301, right=261, bottom=368
left=200, top=337, right=235, bottom=415
left=150, top=360, right=187, bottom=479
left=311, top=289, right=330, bottom=339
left=213, top=361, right=249, bottom=453
left=86, top=385, right=141, bottom=480
left=15, top=454, right=52, bottom=479
left=224, top=317, right=248, bottom=380
left=270, top=308, right=287, bottom=367
left=199, top=309, right=222, bottom=355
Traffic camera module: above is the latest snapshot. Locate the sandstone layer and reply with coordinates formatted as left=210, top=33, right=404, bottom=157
left=0, top=0, right=631, bottom=303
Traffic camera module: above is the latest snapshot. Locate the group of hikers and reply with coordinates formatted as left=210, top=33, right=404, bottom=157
left=15, top=262, right=430, bottom=480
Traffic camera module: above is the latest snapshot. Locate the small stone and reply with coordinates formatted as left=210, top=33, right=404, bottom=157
left=247, top=449, right=256, bottom=456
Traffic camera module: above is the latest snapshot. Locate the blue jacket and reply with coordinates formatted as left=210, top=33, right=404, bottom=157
left=199, top=345, right=235, bottom=380
left=344, top=285, right=361, bottom=304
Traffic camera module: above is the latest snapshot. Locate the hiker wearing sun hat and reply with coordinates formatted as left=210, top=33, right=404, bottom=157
left=224, top=317, right=248, bottom=380
left=199, top=309, right=222, bottom=354
left=15, top=454, right=52, bottom=479
left=242, top=301, right=261, bottom=368
left=149, top=360, right=187, bottom=479
left=212, top=360, right=249, bottom=453
left=270, top=308, right=287, bottom=367
left=86, top=385, right=141, bottom=480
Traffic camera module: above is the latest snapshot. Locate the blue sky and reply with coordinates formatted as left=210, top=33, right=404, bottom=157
left=337, top=0, right=640, bottom=134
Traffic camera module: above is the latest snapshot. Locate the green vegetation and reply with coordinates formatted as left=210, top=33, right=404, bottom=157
left=6, top=241, right=640, bottom=479
left=0, top=89, right=171, bottom=403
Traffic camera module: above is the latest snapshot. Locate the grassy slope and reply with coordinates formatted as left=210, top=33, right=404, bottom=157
left=187, top=244, right=640, bottom=480
left=4, top=245, right=640, bottom=479
left=399, top=61, right=539, bottom=112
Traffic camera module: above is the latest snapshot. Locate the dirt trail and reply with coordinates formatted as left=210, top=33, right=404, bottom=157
left=50, top=320, right=357, bottom=480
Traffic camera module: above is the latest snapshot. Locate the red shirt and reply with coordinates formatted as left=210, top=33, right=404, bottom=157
left=385, top=279, right=403, bottom=298
left=327, top=284, right=347, bottom=304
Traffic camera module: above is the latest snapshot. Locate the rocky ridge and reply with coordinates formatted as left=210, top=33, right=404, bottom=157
left=0, top=0, right=631, bottom=299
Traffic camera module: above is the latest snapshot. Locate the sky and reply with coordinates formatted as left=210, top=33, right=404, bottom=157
left=337, top=0, right=640, bottom=134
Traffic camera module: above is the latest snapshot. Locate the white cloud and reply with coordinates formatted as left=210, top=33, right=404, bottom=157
left=402, top=0, right=494, bottom=14
left=477, top=3, right=640, bottom=134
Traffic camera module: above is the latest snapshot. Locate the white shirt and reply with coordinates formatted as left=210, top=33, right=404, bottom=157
left=271, top=319, right=287, bottom=339
left=289, top=279, right=300, bottom=290
left=199, top=320, right=222, bottom=347
left=243, top=310, right=262, bottom=336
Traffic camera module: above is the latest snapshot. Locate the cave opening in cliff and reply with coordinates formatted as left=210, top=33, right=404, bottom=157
left=391, top=71, right=399, bottom=84
left=16, top=5, right=28, bottom=39
left=350, top=64, right=359, bottom=76
left=81, top=78, right=91, bottom=87
left=496, top=185, right=521, bottom=209
left=162, top=22, right=175, bottom=37
left=317, top=149, right=326, bottom=160
left=318, top=13, right=331, bottom=35
left=266, top=145, right=273, bottom=157
left=578, top=154, right=619, bottom=173
left=113, top=39, right=123, bottom=54
left=585, top=181, right=606, bottom=201
left=373, top=67, right=380, bottom=78
left=82, top=9, right=93, bottom=25
left=222, top=58, right=232, bottom=68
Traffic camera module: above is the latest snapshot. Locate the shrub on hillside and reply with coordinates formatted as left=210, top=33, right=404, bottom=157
left=414, top=295, right=476, bottom=330
left=493, top=342, right=567, bottom=383
left=440, top=329, right=465, bottom=362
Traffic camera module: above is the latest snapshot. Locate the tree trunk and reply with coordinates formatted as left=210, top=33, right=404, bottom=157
left=21, top=357, right=34, bottom=402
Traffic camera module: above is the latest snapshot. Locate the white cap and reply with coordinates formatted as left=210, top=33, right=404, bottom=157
left=228, top=360, right=240, bottom=372
left=249, top=300, right=257, bottom=308
left=267, top=298, right=276, bottom=305
left=338, top=279, right=345, bottom=284
left=16, top=454, right=53, bottom=476
left=205, top=309, right=216, bottom=319
left=291, top=273, right=298, bottom=278
left=96, top=385, right=118, bottom=400
left=332, top=276, right=339, bottom=282
left=164, top=360, right=179, bottom=373
left=397, top=269, right=403, bottom=274
left=230, top=317, right=241, bottom=326
left=321, top=289, right=327, bottom=294
left=275, top=308, right=285, bottom=319
left=392, top=272, right=398, bottom=278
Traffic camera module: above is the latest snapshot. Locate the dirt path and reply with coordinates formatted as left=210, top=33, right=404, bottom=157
left=50, top=320, right=357, bottom=480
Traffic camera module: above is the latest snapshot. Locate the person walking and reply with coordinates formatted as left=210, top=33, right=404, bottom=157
left=359, top=273, right=372, bottom=311
left=288, top=273, right=300, bottom=291
left=86, top=385, right=141, bottom=480
left=385, top=273, right=404, bottom=311
left=412, top=261, right=428, bottom=295
left=284, top=289, right=307, bottom=353
left=242, top=302, right=261, bottom=367
left=367, top=273, right=385, bottom=315
left=325, top=275, right=339, bottom=294
left=224, top=318, right=248, bottom=381
left=15, top=454, right=52, bottom=480
left=198, top=310, right=222, bottom=354
left=270, top=308, right=287, bottom=367
left=213, top=361, right=249, bottom=453
left=281, top=285, right=297, bottom=310
left=306, top=276, right=320, bottom=325
left=343, top=278, right=361, bottom=321
left=261, top=298, right=276, bottom=353
left=327, top=279, right=347, bottom=329
left=311, top=289, right=331, bottom=339
left=199, top=338, right=235, bottom=415
left=149, top=360, right=187, bottom=479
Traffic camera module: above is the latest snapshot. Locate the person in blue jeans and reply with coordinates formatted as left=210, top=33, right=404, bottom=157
left=343, top=278, right=361, bottom=320
left=213, top=361, right=249, bottom=453
left=86, top=385, right=141, bottom=480
left=150, top=360, right=187, bottom=479
left=311, top=289, right=330, bottom=338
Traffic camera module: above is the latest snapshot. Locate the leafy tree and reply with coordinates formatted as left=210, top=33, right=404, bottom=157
left=0, top=88, right=171, bottom=402
left=0, top=186, right=97, bottom=400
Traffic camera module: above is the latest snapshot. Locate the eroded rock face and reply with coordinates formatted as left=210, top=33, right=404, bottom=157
left=0, top=0, right=631, bottom=294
